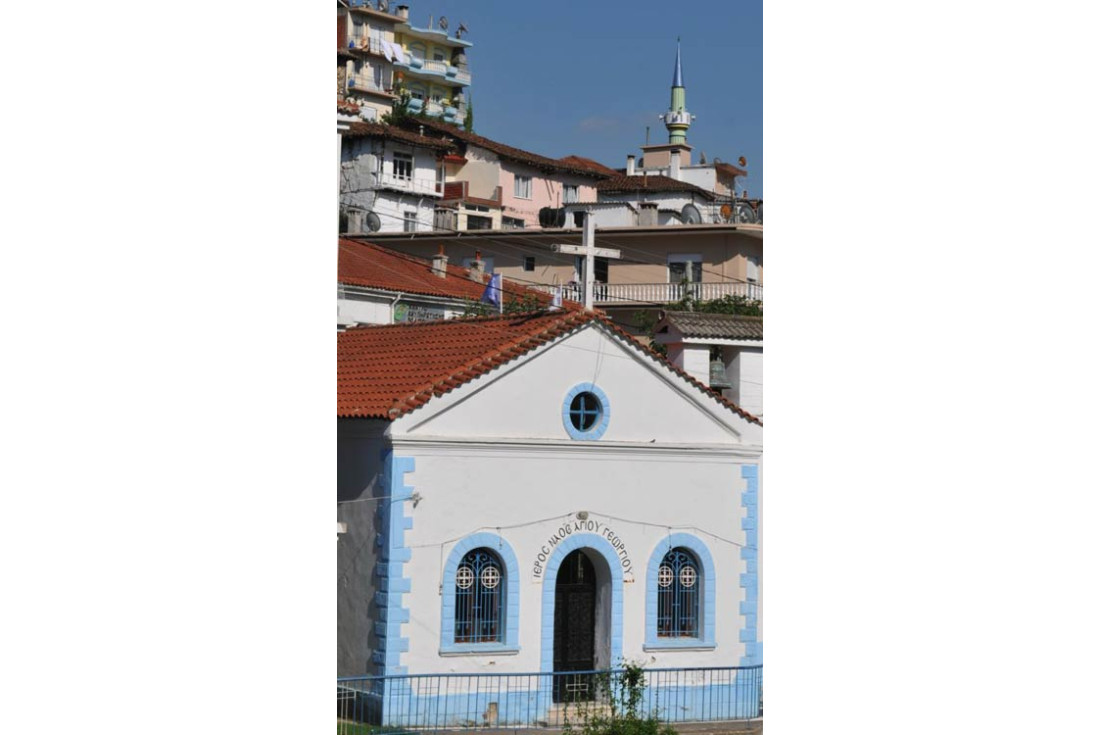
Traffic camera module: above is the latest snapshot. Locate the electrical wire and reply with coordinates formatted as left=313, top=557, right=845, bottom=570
left=342, top=205, right=761, bottom=292
left=406, top=509, right=756, bottom=553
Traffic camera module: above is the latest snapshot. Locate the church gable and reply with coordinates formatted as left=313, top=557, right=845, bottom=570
left=395, top=324, right=759, bottom=445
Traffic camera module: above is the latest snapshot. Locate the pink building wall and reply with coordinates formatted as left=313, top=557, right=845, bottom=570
left=498, top=162, right=599, bottom=226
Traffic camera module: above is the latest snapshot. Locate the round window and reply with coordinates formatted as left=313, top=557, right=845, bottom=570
left=562, top=383, right=610, bottom=440
left=569, top=392, right=602, bottom=432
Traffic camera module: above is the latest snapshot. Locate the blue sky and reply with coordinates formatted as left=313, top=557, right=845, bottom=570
left=394, top=0, right=763, bottom=197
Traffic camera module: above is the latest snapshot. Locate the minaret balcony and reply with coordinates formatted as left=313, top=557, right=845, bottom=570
left=665, top=110, right=693, bottom=126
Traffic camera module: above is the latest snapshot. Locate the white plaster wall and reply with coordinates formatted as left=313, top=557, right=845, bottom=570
left=570, top=205, right=635, bottom=228
left=373, top=191, right=436, bottom=233
left=729, top=348, right=763, bottom=418
left=395, top=444, right=753, bottom=675
left=398, top=327, right=756, bottom=445
left=666, top=343, right=711, bottom=387
left=679, top=167, right=717, bottom=193
left=340, top=139, right=439, bottom=232
left=337, top=292, right=466, bottom=326
left=338, top=292, right=392, bottom=326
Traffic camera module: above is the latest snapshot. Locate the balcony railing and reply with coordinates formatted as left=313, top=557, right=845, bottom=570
left=534, top=281, right=762, bottom=306
left=374, top=172, right=443, bottom=196
left=346, top=74, right=394, bottom=96
left=337, top=666, right=762, bottom=731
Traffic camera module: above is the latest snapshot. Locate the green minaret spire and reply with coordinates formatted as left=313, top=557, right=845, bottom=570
left=663, top=38, right=692, bottom=145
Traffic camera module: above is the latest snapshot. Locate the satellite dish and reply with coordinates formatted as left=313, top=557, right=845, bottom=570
left=733, top=203, right=755, bottom=224
left=438, top=16, right=448, bottom=30
left=719, top=203, right=732, bottom=222
left=378, top=0, right=389, bottom=12
left=738, top=156, right=747, bottom=167
left=456, top=22, right=469, bottom=38
left=366, top=212, right=382, bottom=232
left=681, top=203, right=702, bottom=225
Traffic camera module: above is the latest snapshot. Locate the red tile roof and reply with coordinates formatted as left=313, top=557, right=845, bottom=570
left=337, top=310, right=763, bottom=425
left=714, top=161, right=748, bottom=178
left=398, top=118, right=612, bottom=179
left=557, top=155, right=620, bottom=176
left=342, top=122, right=457, bottom=151
left=339, top=239, right=555, bottom=305
left=596, top=175, right=716, bottom=200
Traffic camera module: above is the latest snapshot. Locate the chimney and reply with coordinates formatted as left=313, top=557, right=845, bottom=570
left=639, top=202, right=658, bottom=227
left=431, top=245, right=448, bottom=277
left=396, top=5, right=410, bottom=20
left=669, top=148, right=681, bottom=180
left=467, top=250, right=486, bottom=283
left=626, top=155, right=636, bottom=176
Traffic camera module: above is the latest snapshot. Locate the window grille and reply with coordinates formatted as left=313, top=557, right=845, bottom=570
left=657, top=547, right=700, bottom=638
left=454, top=548, right=503, bottom=643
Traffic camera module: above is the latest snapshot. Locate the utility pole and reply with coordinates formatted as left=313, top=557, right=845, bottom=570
left=550, top=212, right=621, bottom=312
left=583, top=212, right=595, bottom=312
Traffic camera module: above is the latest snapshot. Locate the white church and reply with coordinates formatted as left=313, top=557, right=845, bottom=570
left=337, top=308, right=762, bottom=726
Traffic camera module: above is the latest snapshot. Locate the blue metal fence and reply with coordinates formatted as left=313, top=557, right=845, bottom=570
left=337, top=666, right=762, bottom=732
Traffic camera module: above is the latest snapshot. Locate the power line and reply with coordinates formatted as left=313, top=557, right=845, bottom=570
left=343, top=206, right=761, bottom=293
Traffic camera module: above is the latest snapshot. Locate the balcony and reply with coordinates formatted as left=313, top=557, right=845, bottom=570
left=346, top=74, right=395, bottom=97
left=374, top=172, right=443, bottom=197
left=535, top=281, right=763, bottom=306
left=395, top=54, right=471, bottom=87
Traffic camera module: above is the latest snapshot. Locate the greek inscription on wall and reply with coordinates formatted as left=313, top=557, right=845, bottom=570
left=532, top=517, right=634, bottom=582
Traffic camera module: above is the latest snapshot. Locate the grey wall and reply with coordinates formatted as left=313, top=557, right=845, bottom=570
left=337, top=419, right=388, bottom=676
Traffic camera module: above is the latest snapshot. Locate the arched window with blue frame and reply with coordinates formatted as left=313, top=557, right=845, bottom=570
left=644, top=533, right=716, bottom=649
left=454, top=548, right=503, bottom=643
left=656, top=547, right=699, bottom=637
left=440, top=533, right=521, bottom=654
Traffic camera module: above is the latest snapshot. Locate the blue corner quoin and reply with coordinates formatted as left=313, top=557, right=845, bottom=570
left=373, top=450, right=415, bottom=677
left=739, top=464, right=761, bottom=666
left=562, top=383, right=611, bottom=441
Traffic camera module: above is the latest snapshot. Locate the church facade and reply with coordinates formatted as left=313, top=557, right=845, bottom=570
left=338, top=310, right=762, bottom=724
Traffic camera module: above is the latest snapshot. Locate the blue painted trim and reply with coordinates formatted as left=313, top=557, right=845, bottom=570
left=644, top=533, right=716, bottom=649
left=562, top=383, right=611, bottom=441
left=439, top=532, right=521, bottom=654
left=539, top=533, right=623, bottom=673
left=374, top=451, right=415, bottom=677
left=739, top=465, right=760, bottom=666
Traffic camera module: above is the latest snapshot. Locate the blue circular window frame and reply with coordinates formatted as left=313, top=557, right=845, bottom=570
left=562, top=383, right=610, bottom=440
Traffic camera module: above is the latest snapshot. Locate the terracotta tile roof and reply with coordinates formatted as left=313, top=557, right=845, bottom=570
left=397, top=118, right=612, bottom=179
left=337, top=310, right=762, bottom=425
left=557, top=155, right=620, bottom=176
left=657, top=311, right=763, bottom=340
left=342, top=122, right=457, bottom=151
left=339, top=239, right=554, bottom=304
left=714, top=161, right=748, bottom=178
left=596, top=175, right=716, bottom=200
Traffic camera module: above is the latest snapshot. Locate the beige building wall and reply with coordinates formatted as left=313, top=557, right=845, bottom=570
left=451, top=147, right=502, bottom=200
left=361, top=228, right=762, bottom=291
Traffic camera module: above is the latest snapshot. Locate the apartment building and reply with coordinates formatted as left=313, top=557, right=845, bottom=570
left=338, top=1, right=472, bottom=124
